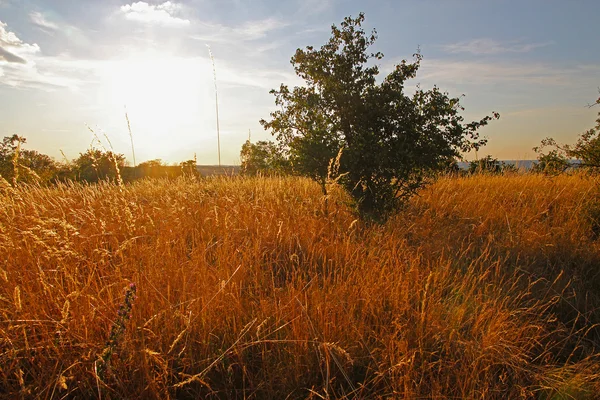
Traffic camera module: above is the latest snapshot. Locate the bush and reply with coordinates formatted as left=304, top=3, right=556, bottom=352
left=260, top=13, right=498, bottom=222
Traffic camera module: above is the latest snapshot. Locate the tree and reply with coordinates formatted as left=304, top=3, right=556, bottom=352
left=240, top=140, right=290, bottom=175
left=0, top=135, right=27, bottom=184
left=468, top=155, right=517, bottom=174
left=0, top=135, right=58, bottom=185
left=567, top=96, right=600, bottom=169
left=180, top=159, right=200, bottom=178
left=18, top=149, right=58, bottom=183
left=534, top=95, right=600, bottom=173
left=138, top=159, right=165, bottom=169
left=72, top=149, right=126, bottom=183
left=468, top=155, right=502, bottom=174
left=260, top=13, right=499, bottom=222
left=532, top=139, right=571, bottom=174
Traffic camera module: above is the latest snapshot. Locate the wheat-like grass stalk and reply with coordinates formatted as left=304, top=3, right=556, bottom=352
left=124, top=106, right=136, bottom=170
left=11, top=136, right=22, bottom=187
left=206, top=44, right=221, bottom=167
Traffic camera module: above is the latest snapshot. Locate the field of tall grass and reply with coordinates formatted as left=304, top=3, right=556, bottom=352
left=2, top=173, right=600, bottom=399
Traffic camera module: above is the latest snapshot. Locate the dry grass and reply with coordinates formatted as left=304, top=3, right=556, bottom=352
left=1, top=173, right=600, bottom=399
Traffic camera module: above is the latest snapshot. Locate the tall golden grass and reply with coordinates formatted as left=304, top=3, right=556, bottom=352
left=1, top=173, right=600, bottom=399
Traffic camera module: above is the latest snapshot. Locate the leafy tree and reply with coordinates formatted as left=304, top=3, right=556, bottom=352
left=468, top=155, right=501, bottom=174
left=138, top=159, right=165, bottom=169
left=260, top=13, right=499, bottom=222
left=435, top=157, right=461, bottom=176
left=532, top=139, right=571, bottom=174
left=240, top=140, right=290, bottom=175
left=0, top=135, right=58, bottom=184
left=18, top=149, right=59, bottom=183
left=533, top=95, right=600, bottom=173
left=180, top=159, right=200, bottom=178
left=72, top=149, right=126, bottom=183
left=567, top=96, right=600, bottom=169
left=0, top=135, right=26, bottom=184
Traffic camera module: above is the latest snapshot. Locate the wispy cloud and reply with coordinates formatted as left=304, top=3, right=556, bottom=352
left=28, top=11, right=90, bottom=49
left=120, top=1, right=190, bottom=27
left=416, top=59, right=599, bottom=87
left=191, top=18, right=288, bottom=43
left=0, top=15, right=294, bottom=94
left=442, top=38, right=552, bottom=55
left=29, top=12, right=60, bottom=33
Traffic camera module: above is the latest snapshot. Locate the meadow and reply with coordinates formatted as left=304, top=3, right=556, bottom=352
left=1, top=173, right=600, bottom=399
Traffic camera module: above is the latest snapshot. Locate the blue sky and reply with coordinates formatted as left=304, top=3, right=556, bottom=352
left=0, top=0, right=598, bottom=164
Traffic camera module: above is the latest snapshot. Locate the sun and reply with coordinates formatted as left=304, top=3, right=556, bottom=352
left=99, top=52, right=214, bottom=160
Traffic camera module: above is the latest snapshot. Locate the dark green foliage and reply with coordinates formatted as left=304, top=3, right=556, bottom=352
left=71, top=148, right=126, bottom=183
left=534, top=95, right=600, bottom=173
left=180, top=159, right=201, bottom=178
left=532, top=139, right=571, bottom=174
left=260, top=13, right=499, bottom=222
left=0, top=135, right=59, bottom=185
left=240, top=140, right=290, bottom=175
left=469, top=155, right=501, bottom=174
left=437, top=157, right=461, bottom=176
left=568, top=96, right=600, bottom=169
left=468, top=155, right=517, bottom=175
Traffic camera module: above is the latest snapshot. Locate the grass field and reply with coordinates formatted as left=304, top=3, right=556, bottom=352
left=2, top=173, right=600, bottom=399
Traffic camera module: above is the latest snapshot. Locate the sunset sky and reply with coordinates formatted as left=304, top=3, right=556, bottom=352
left=1, top=0, right=599, bottom=165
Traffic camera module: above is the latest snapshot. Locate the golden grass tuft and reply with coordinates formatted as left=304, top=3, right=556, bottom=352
left=1, top=173, right=600, bottom=398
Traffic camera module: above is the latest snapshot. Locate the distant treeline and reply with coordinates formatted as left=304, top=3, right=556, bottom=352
left=0, top=134, right=241, bottom=186
left=239, top=139, right=587, bottom=178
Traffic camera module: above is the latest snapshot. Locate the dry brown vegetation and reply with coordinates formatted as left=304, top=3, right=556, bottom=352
left=1, top=173, right=600, bottom=399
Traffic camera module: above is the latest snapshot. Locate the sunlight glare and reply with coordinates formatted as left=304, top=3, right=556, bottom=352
left=99, top=53, right=214, bottom=160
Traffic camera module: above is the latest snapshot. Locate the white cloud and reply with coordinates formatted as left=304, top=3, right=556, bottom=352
left=0, top=20, right=88, bottom=90
left=192, top=18, right=288, bottom=43
left=442, top=38, right=552, bottom=55
left=120, top=2, right=190, bottom=26
left=29, top=13, right=90, bottom=47
left=0, top=21, right=40, bottom=64
left=29, top=12, right=60, bottom=32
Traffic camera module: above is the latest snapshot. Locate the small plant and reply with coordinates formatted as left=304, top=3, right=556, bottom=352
left=96, top=282, right=137, bottom=382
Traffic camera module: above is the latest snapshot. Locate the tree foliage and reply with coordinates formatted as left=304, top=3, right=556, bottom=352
left=468, top=155, right=518, bottom=175
left=0, top=135, right=59, bottom=184
left=568, top=96, right=600, bottom=169
left=260, top=13, right=499, bottom=221
left=72, top=149, right=126, bottom=183
left=534, top=95, right=600, bottom=173
left=532, top=139, right=571, bottom=174
left=240, top=140, right=289, bottom=175
left=180, top=159, right=201, bottom=178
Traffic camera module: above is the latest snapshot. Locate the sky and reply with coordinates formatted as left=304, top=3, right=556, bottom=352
left=0, top=0, right=599, bottom=165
